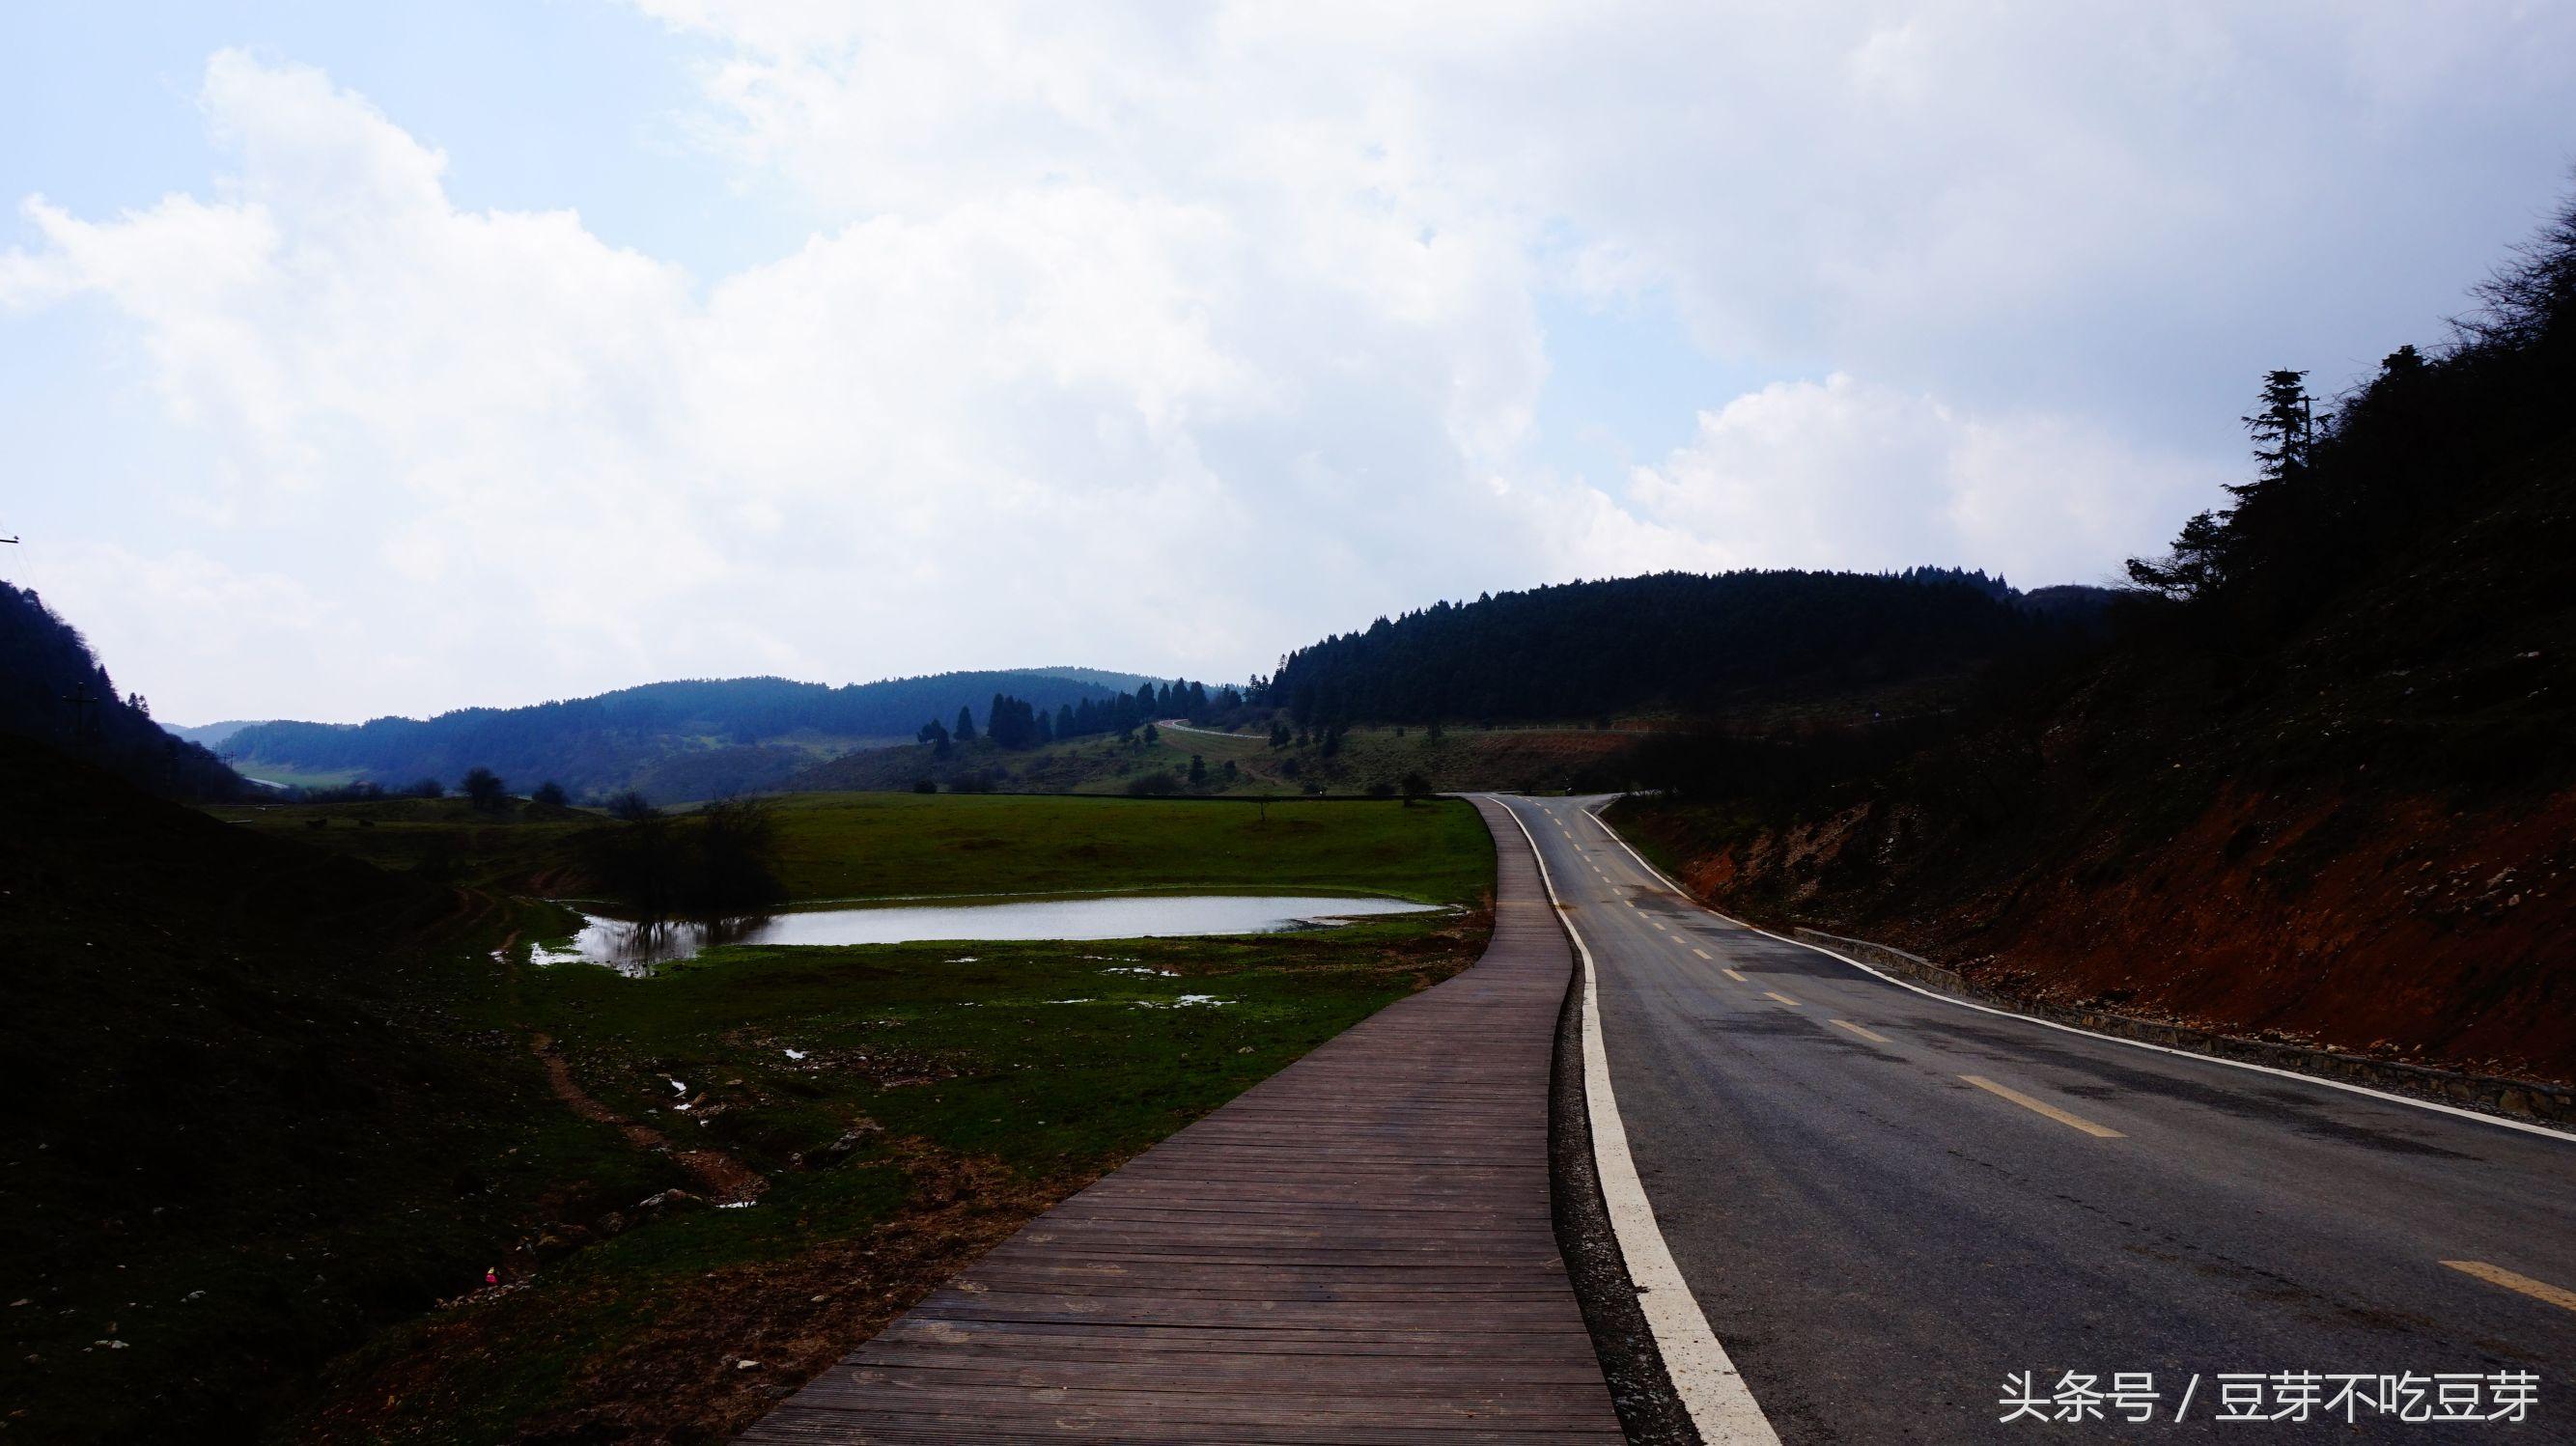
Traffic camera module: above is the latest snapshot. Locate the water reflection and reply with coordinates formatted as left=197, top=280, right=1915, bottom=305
left=544, top=893, right=1443, bottom=976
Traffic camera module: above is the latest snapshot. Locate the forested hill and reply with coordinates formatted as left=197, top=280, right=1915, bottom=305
left=1270, top=570, right=2107, bottom=725
left=0, top=579, right=244, bottom=801
left=1607, top=188, right=2576, bottom=1077
left=222, top=669, right=1164, bottom=800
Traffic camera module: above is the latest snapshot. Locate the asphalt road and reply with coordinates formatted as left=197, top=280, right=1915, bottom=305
left=1499, top=794, right=2576, bottom=1444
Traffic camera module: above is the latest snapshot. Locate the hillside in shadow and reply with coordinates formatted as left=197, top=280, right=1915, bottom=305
left=1609, top=191, right=2576, bottom=1081
left=1, top=580, right=245, bottom=801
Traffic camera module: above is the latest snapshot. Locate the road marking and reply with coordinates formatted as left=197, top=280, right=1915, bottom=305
left=1496, top=798, right=1780, bottom=1445
left=1829, top=1018, right=1891, bottom=1044
left=1692, top=947, right=1711, bottom=960
left=1652, top=921, right=1669, bottom=932
left=1961, top=1074, right=2124, bottom=1138
left=1763, top=990, right=1802, bottom=1008
left=2443, top=1260, right=2576, bottom=1313
left=1576, top=804, right=2576, bottom=1146
left=1722, top=968, right=1749, bottom=983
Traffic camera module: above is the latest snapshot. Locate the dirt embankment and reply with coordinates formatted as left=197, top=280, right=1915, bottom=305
left=1626, top=782, right=2576, bottom=1083
left=1627, top=431, right=2576, bottom=1086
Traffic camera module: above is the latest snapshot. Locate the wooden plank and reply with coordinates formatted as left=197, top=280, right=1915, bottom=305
left=738, top=798, right=1620, bottom=1442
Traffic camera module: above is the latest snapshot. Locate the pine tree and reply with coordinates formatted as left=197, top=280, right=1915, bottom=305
left=955, top=706, right=975, bottom=742
left=2236, top=370, right=2321, bottom=492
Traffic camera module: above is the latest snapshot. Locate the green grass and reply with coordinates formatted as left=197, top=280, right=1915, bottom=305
left=522, top=919, right=1471, bottom=1171
left=87, top=784, right=1501, bottom=1440
left=202, top=791, right=1498, bottom=909
left=296, top=878, right=1493, bottom=1440
left=758, top=793, right=1492, bottom=905
left=228, top=761, right=367, bottom=789
left=203, top=794, right=601, bottom=891
left=791, top=722, right=1647, bottom=798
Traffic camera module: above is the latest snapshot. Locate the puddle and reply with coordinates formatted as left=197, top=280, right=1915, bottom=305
left=540, top=894, right=1442, bottom=975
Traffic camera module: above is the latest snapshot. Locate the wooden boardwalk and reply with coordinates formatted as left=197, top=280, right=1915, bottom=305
left=740, top=796, right=1621, bottom=1443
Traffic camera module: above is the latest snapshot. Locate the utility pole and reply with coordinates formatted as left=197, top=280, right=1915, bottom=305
left=64, top=681, right=101, bottom=747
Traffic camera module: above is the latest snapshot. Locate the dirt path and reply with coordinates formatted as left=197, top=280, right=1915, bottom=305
left=489, top=926, right=766, bottom=1204
left=528, top=1031, right=767, bottom=1203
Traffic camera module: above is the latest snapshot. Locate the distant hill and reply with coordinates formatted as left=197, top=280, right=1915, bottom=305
left=222, top=670, right=1183, bottom=803
left=1269, top=570, right=2103, bottom=726
left=0, top=579, right=245, bottom=801
left=165, top=719, right=268, bottom=748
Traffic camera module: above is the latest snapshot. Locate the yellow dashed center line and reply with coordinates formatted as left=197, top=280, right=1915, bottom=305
left=1829, top=1018, right=1891, bottom=1044
left=1960, top=1075, right=2124, bottom=1138
left=1722, top=968, right=1749, bottom=984
left=2443, top=1260, right=2576, bottom=1313
left=1691, top=947, right=1711, bottom=960
left=1763, top=990, right=1802, bottom=1008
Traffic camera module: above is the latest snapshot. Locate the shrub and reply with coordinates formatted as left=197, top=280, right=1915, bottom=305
left=603, top=790, right=660, bottom=822
left=461, top=766, right=507, bottom=812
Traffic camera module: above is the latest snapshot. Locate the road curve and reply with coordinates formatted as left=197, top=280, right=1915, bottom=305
left=1503, top=794, right=2576, bottom=1444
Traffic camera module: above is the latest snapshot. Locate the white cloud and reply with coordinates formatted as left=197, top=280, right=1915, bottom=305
left=4, top=47, right=1554, bottom=718
left=1619, top=375, right=2218, bottom=585
left=15, top=542, right=351, bottom=717
left=5, top=4, right=2567, bottom=721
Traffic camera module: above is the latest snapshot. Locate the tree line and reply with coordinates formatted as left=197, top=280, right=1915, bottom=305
left=2126, top=183, right=2576, bottom=647
left=1265, top=570, right=2093, bottom=728
left=919, top=679, right=1247, bottom=754
left=1610, top=180, right=2576, bottom=808
left=218, top=668, right=1155, bottom=795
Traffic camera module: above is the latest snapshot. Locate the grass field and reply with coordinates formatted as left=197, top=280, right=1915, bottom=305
left=759, top=792, right=1492, bottom=904
left=790, top=721, right=1648, bottom=798
left=203, top=794, right=601, bottom=891
left=204, top=791, right=1497, bottom=907
left=299, top=912, right=1488, bottom=1441
left=86, top=787, right=1500, bottom=1441
left=228, top=761, right=367, bottom=790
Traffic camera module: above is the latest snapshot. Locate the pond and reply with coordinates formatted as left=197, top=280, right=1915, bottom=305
left=535, top=893, right=1446, bottom=975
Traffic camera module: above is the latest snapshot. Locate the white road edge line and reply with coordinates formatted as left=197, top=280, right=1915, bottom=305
left=1494, top=795, right=1781, bottom=1445
left=1578, top=802, right=2575, bottom=1145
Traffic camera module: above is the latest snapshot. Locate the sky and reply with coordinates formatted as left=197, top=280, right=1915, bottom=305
left=3, top=3, right=2568, bottom=725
